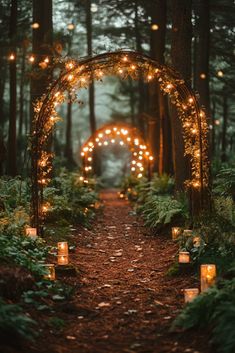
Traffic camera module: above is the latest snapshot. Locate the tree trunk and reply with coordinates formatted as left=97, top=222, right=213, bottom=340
left=148, top=0, right=173, bottom=175
left=170, top=0, right=192, bottom=191
left=31, top=0, right=53, bottom=129
left=18, top=45, right=26, bottom=138
left=7, top=0, right=17, bottom=176
left=0, top=53, right=6, bottom=175
left=194, top=0, right=210, bottom=119
left=134, top=0, right=145, bottom=136
left=221, top=94, right=228, bottom=163
left=64, top=96, right=75, bottom=166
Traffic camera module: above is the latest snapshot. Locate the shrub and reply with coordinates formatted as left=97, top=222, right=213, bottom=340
left=172, top=278, right=235, bottom=353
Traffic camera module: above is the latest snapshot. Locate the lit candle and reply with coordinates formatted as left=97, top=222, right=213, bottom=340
left=184, top=288, right=199, bottom=303
left=200, top=264, right=216, bottom=292
left=171, top=227, right=181, bottom=240
left=193, top=236, right=201, bottom=248
left=183, top=229, right=193, bottom=237
left=43, top=264, right=55, bottom=280
left=25, top=227, right=37, bottom=239
left=179, top=251, right=190, bottom=263
left=58, top=255, right=69, bottom=265
left=57, top=242, right=68, bottom=256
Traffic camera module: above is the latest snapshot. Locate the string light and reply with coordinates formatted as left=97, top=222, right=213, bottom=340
left=151, top=24, right=159, bottom=31
left=31, top=22, right=40, bottom=29
left=29, top=55, right=35, bottom=63
left=8, top=53, right=15, bottom=60
left=217, top=70, right=224, bottom=77
left=67, top=23, right=75, bottom=30
left=31, top=50, right=210, bottom=228
left=200, top=73, right=206, bottom=79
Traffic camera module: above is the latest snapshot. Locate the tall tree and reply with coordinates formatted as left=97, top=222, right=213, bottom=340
left=31, top=0, right=53, bottom=128
left=147, top=0, right=173, bottom=175
left=170, top=0, right=192, bottom=191
left=194, top=0, right=211, bottom=134
left=7, top=0, right=17, bottom=176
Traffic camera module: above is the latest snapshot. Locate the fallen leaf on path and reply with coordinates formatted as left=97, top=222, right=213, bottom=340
left=98, top=302, right=111, bottom=308
left=66, top=335, right=76, bottom=340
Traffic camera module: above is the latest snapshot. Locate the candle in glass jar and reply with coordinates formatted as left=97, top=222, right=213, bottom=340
left=25, top=227, right=37, bottom=239
left=183, top=229, right=193, bottom=237
left=171, top=227, right=181, bottom=240
left=43, top=264, right=55, bottom=280
left=57, top=242, right=68, bottom=256
left=58, top=255, right=69, bottom=265
left=179, top=251, right=190, bottom=263
left=184, top=288, right=199, bottom=303
left=193, top=236, right=201, bottom=247
left=200, top=264, right=216, bottom=292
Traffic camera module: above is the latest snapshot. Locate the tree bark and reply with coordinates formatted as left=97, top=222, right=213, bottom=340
left=134, top=0, right=146, bottom=136
left=170, top=0, right=192, bottom=191
left=7, top=0, right=17, bottom=176
left=194, top=0, right=210, bottom=119
left=148, top=0, right=173, bottom=175
left=221, top=94, right=228, bottom=162
left=31, top=0, right=53, bottom=129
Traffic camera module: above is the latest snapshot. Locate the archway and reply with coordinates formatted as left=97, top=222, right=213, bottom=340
left=80, top=122, right=153, bottom=182
left=31, top=50, right=210, bottom=229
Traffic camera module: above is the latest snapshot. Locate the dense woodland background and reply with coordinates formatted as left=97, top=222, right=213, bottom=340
left=0, top=0, right=235, bottom=186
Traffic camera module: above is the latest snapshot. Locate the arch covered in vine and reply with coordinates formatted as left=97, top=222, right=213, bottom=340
left=31, top=50, right=209, bottom=229
left=80, top=122, right=153, bottom=181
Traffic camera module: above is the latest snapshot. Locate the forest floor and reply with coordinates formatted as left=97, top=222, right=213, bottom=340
left=2, top=190, right=212, bottom=353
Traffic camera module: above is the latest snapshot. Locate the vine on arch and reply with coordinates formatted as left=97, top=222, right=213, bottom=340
left=31, top=50, right=209, bottom=229
left=80, top=123, right=153, bottom=182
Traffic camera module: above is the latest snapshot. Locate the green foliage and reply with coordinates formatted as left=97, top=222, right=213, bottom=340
left=44, top=170, right=99, bottom=228
left=214, top=168, right=235, bottom=199
left=172, top=278, right=235, bottom=353
left=0, top=232, right=50, bottom=277
left=0, top=298, right=37, bottom=341
left=137, top=195, right=187, bottom=230
left=0, top=177, right=30, bottom=211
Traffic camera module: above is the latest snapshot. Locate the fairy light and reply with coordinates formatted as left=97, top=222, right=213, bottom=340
left=217, top=70, right=224, bottom=77
left=67, top=74, right=74, bottom=81
left=151, top=24, right=159, bottom=31
left=31, top=22, right=40, bottom=29
left=200, top=73, right=206, bottom=79
left=29, top=55, right=35, bottom=63
left=66, top=62, right=74, bottom=69
left=44, top=57, right=49, bottom=64
left=31, top=51, right=209, bottom=230
left=119, top=141, right=124, bottom=146
left=67, top=23, right=75, bottom=30
left=9, top=53, right=15, bottom=61
left=88, top=157, right=92, bottom=162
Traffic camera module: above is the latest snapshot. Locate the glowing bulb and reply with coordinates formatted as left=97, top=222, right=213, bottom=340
left=137, top=173, right=143, bottom=178
left=188, top=97, right=194, bottom=104
left=191, top=128, right=197, bottom=134
left=68, top=74, right=74, bottom=81
left=131, top=167, right=136, bottom=171
left=151, top=24, right=159, bottom=31
left=134, top=139, right=139, bottom=146
left=139, top=151, right=143, bottom=155
left=132, top=160, right=136, bottom=165
left=127, top=137, right=131, bottom=142
left=88, top=157, right=92, bottom=162
left=149, top=156, right=154, bottom=161
left=44, top=57, right=49, bottom=63
left=98, top=142, right=102, bottom=146
left=98, top=133, right=103, bottom=138
left=200, top=73, right=206, bottom=79
left=31, top=22, right=40, bottom=29
left=123, top=56, right=128, bottom=62
left=217, top=70, right=224, bottom=77
left=95, top=138, right=99, bottom=142
left=29, top=55, right=35, bottom=63
left=118, top=69, right=123, bottom=74
left=104, top=141, right=108, bottom=146
left=138, top=156, right=143, bottom=160
left=147, top=74, right=153, bottom=81
left=105, top=129, right=111, bottom=134
left=9, top=53, right=15, bottom=60
left=88, top=142, right=93, bottom=147
left=131, top=65, right=136, bottom=70
left=166, top=83, right=173, bottom=89
left=67, top=23, right=75, bottom=30
left=83, top=147, right=89, bottom=152
left=111, top=139, right=115, bottom=143
left=81, top=152, right=85, bottom=156
left=120, top=141, right=124, bottom=146
left=66, top=62, right=74, bottom=69
left=145, top=151, right=149, bottom=156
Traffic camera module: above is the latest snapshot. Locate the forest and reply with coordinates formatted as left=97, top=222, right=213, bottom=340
left=0, top=1, right=235, bottom=353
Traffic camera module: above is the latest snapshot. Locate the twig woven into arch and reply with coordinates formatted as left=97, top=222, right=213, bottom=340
left=31, top=50, right=210, bottom=230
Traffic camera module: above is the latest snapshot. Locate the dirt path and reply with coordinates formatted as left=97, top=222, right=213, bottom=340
left=29, top=190, right=211, bottom=353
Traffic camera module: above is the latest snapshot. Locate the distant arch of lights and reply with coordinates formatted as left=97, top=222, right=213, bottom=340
left=31, top=50, right=210, bottom=229
left=80, top=123, right=153, bottom=182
